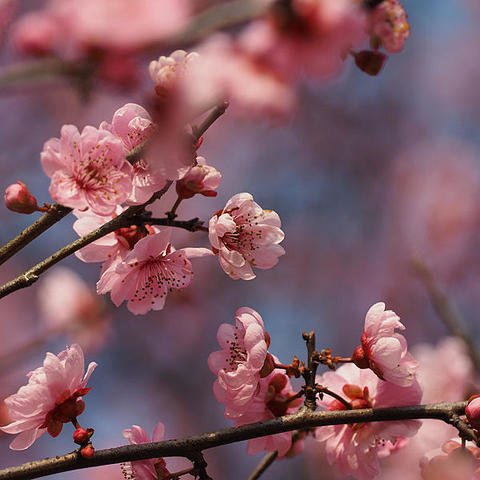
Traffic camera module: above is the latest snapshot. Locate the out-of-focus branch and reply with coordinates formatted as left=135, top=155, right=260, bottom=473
left=0, top=402, right=471, bottom=480
left=0, top=204, right=71, bottom=266
left=247, top=451, right=278, bottom=480
left=411, top=257, right=480, bottom=374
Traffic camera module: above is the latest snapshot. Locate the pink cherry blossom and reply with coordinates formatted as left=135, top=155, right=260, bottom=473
left=41, top=124, right=132, bottom=215
left=176, top=156, right=221, bottom=199
left=0, top=344, right=97, bottom=450
left=239, top=0, right=366, bottom=82
left=352, top=302, right=418, bottom=386
left=38, top=267, right=111, bottom=353
left=208, top=307, right=270, bottom=417
left=370, top=0, right=410, bottom=54
left=149, top=50, right=199, bottom=96
left=315, top=364, right=422, bottom=480
left=122, top=422, right=170, bottom=480
left=97, top=228, right=212, bottom=315
left=100, top=103, right=168, bottom=205
left=208, top=193, right=285, bottom=280
left=231, top=368, right=303, bottom=457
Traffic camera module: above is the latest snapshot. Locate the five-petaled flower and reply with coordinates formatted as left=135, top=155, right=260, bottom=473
left=41, top=124, right=133, bottom=216
left=208, top=193, right=285, bottom=280
left=97, top=228, right=212, bottom=315
left=0, top=344, right=97, bottom=450
left=352, top=302, right=418, bottom=386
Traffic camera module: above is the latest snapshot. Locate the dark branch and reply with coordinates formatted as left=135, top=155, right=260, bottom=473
left=0, top=204, right=72, bottom=266
left=0, top=402, right=470, bottom=480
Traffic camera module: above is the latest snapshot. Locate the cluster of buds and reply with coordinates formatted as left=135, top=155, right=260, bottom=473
left=73, top=427, right=95, bottom=458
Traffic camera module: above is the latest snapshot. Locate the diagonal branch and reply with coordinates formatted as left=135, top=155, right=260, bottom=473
left=0, top=204, right=72, bottom=266
left=0, top=402, right=470, bottom=480
left=411, top=257, right=480, bottom=374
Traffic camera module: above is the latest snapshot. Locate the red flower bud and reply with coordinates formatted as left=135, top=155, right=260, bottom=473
left=352, top=345, right=369, bottom=369
left=73, top=427, right=94, bottom=445
left=4, top=181, right=39, bottom=214
left=466, top=396, right=480, bottom=430
left=80, top=444, right=94, bottom=458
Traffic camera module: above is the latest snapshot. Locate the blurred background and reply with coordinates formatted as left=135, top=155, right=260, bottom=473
left=1, top=0, right=480, bottom=479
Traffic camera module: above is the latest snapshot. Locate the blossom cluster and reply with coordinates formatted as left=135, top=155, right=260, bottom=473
left=207, top=302, right=426, bottom=478
left=29, top=99, right=286, bottom=315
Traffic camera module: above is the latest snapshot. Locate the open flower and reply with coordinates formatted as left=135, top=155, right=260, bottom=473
left=208, top=307, right=270, bottom=417
left=315, top=364, right=422, bottom=480
left=352, top=302, right=418, bottom=386
left=209, top=193, right=285, bottom=280
left=97, top=228, right=212, bottom=315
left=41, top=124, right=132, bottom=215
left=0, top=344, right=97, bottom=450
left=122, top=422, right=170, bottom=480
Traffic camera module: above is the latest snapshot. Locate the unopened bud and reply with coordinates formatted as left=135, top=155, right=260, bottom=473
left=353, top=50, right=387, bottom=76
left=80, top=444, right=94, bottom=458
left=73, top=427, right=94, bottom=445
left=352, top=345, right=369, bottom=369
left=466, top=396, right=480, bottom=430
left=4, top=181, right=39, bottom=214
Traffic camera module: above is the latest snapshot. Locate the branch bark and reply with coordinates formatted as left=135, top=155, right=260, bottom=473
left=0, top=204, right=72, bottom=266
left=0, top=402, right=470, bottom=480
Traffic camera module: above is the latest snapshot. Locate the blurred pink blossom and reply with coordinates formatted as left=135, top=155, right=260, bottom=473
left=41, top=124, right=132, bottom=215
left=370, top=0, right=410, bottom=54
left=186, top=35, right=295, bottom=118
left=240, top=0, right=366, bottom=82
left=38, top=267, right=111, bottom=353
left=208, top=307, right=269, bottom=417
left=122, top=422, right=170, bottom=480
left=0, top=344, right=96, bottom=450
left=149, top=50, right=199, bottom=97
left=315, top=364, right=422, bottom=480
left=70, top=0, right=190, bottom=52
left=352, top=302, right=418, bottom=386
left=208, top=192, right=285, bottom=280
left=420, top=439, right=480, bottom=480
left=97, top=228, right=212, bottom=315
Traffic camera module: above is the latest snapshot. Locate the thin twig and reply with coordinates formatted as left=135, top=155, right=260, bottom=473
left=411, top=257, right=480, bottom=374
left=192, top=102, right=229, bottom=144
left=0, top=204, right=72, bottom=266
left=247, top=451, right=278, bottom=480
left=134, top=216, right=208, bottom=232
left=0, top=402, right=471, bottom=480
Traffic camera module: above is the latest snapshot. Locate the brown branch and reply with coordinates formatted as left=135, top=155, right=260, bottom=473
left=411, top=257, right=480, bottom=374
left=0, top=402, right=470, bottom=480
left=302, top=331, right=320, bottom=410
left=135, top=216, right=208, bottom=232
left=0, top=204, right=72, bottom=266
left=0, top=202, right=147, bottom=299
left=192, top=101, right=229, bottom=144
